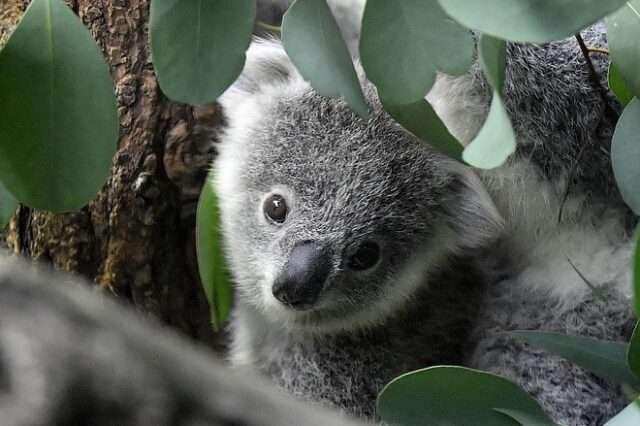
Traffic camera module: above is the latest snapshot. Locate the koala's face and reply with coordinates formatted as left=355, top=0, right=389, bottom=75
left=215, top=41, right=502, bottom=334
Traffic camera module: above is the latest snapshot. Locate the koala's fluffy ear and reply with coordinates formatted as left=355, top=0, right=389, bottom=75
left=444, top=167, right=505, bottom=249
left=217, top=38, right=300, bottom=110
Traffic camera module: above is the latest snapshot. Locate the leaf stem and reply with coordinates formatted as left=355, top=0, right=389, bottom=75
left=557, top=33, right=613, bottom=222
left=587, top=47, right=610, bottom=55
left=256, top=21, right=282, bottom=33
left=575, top=33, right=609, bottom=105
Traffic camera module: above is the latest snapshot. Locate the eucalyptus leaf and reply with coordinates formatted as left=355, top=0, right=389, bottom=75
left=630, top=322, right=640, bottom=380
left=282, top=0, right=368, bottom=118
left=608, top=0, right=640, bottom=99
left=462, top=93, right=516, bottom=169
left=603, top=399, right=640, bottom=425
left=196, top=176, right=233, bottom=332
left=0, top=180, right=18, bottom=227
left=609, top=62, right=635, bottom=107
left=611, top=98, right=640, bottom=215
left=493, top=408, right=559, bottom=426
left=633, top=225, right=640, bottom=317
left=509, top=331, right=640, bottom=388
left=479, top=34, right=507, bottom=91
left=439, top=0, right=627, bottom=43
left=150, top=0, right=256, bottom=105
left=383, top=99, right=463, bottom=162
left=360, top=0, right=473, bottom=104
left=377, top=366, right=555, bottom=426
left=462, top=35, right=515, bottom=169
left=0, top=0, right=118, bottom=212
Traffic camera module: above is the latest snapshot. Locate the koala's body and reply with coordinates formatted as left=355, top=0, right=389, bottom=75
left=215, top=14, right=635, bottom=426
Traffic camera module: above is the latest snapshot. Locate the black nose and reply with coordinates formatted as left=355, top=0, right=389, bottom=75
left=272, top=242, right=332, bottom=310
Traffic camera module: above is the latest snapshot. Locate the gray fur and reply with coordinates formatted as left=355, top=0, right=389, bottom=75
left=216, top=13, right=635, bottom=426
left=0, top=256, right=366, bottom=426
left=471, top=285, right=635, bottom=426
left=253, top=259, right=483, bottom=418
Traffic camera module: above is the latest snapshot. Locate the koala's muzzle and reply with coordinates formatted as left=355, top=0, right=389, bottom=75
left=272, top=242, right=332, bottom=311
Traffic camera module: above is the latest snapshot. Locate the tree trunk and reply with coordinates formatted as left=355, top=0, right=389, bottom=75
left=1, top=0, right=221, bottom=348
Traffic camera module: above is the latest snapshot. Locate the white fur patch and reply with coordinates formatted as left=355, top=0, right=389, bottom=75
left=479, top=160, right=633, bottom=305
left=427, top=73, right=489, bottom=146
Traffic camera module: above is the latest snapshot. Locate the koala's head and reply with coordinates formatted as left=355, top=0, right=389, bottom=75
left=215, top=39, right=503, bottom=335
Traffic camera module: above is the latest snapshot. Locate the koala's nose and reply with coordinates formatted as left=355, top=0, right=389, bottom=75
left=272, top=242, right=332, bottom=311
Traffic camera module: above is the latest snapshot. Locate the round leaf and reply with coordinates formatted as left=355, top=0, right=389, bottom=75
left=196, top=176, right=233, bottom=332
left=633, top=225, right=640, bottom=317
left=612, top=98, right=640, bottom=215
left=608, top=0, right=640, bottom=100
left=603, top=399, right=640, bottom=425
left=438, top=0, right=627, bottom=43
left=150, top=0, right=256, bottom=105
left=0, top=180, right=18, bottom=227
left=377, top=366, right=555, bottom=426
left=0, top=0, right=118, bottom=212
left=629, top=322, right=640, bottom=381
left=360, top=0, right=473, bottom=104
left=282, top=0, right=368, bottom=118
left=382, top=98, right=463, bottom=161
left=462, top=35, right=515, bottom=169
left=510, top=330, right=640, bottom=388
left=479, top=34, right=507, bottom=92
left=608, top=62, right=635, bottom=107
left=462, top=92, right=516, bottom=169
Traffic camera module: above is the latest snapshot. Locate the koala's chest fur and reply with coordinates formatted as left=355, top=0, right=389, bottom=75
left=232, top=259, right=483, bottom=419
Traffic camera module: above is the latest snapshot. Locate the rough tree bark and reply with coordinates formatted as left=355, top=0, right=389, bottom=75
left=1, top=0, right=221, bottom=347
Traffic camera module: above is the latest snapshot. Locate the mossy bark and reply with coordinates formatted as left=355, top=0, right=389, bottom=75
left=0, top=0, right=222, bottom=348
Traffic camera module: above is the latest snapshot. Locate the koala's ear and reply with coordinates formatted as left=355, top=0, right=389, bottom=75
left=217, top=38, right=299, bottom=110
left=444, top=167, right=505, bottom=249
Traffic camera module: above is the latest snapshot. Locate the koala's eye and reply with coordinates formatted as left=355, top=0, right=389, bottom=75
left=347, top=242, right=380, bottom=271
left=264, top=194, right=287, bottom=223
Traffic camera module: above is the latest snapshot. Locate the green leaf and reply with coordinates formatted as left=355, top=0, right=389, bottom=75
left=438, top=0, right=627, bottom=43
left=462, top=35, right=515, bottom=169
left=282, top=0, right=368, bottom=118
left=630, top=322, right=640, bottom=380
left=609, top=62, right=635, bottom=107
left=633, top=225, right=640, bottom=317
left=0, top=0, right=118, bottom=213
left=360, top=0, right=473, bottom=104
left=196, top=176, right=233, bottom=332
left=603, top=399, right=640, bottom=425
left=509, top=331, right=640, bottom=388
left=0, top=180, right=18, bottom=227
left=377, top=366, right=555, bottom=426
left=383, top=99, right=464, bottom=162
left=150, top=0, right=256, bottom=105
left=493, top=408, right=557, bottom=426
left=608, top=1, right=640, bottom=99
left=462, top=94, right=516, bottom=169
left=612, top=98, right=640, bottom=215
left=479, top=34, right=507, bottom=91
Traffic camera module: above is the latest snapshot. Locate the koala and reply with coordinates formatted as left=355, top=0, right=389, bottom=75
left=215, top=15, right=636, bottom=426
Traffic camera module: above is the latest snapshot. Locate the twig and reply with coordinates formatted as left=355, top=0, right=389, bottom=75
left=587, top=47, right=609, bottom=55
left=557, top=33, right=612, bottom=223
left=575, top=33, right=609, bottom=105
left=256, top=21, right=282, bottom=33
